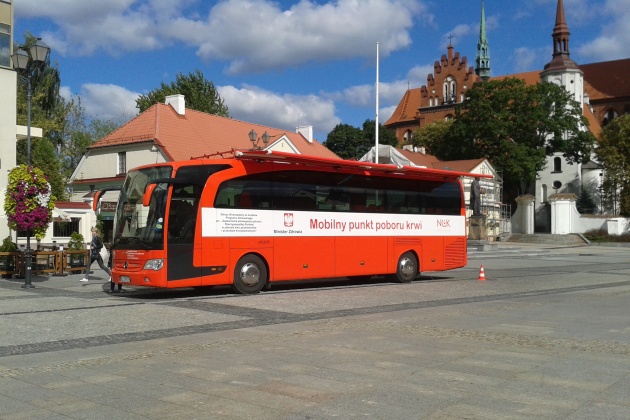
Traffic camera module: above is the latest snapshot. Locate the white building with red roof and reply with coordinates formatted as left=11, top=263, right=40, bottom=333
left=62, top=95, right=339, bottom=241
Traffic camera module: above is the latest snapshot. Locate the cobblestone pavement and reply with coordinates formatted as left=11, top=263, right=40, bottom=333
left=1, top=243, right=629, bottom=419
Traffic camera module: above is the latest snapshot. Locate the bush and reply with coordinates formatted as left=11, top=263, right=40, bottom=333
left=584, top=229, right=630, bottom=243
left=0, top=236, right=18, bottom=278
left=67, top=232, right=85, bottom=250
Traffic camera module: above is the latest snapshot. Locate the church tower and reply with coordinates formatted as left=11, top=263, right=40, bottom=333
left=540, top=0, right=584, bottom=105
left=475, top=0, right=491, bottom=81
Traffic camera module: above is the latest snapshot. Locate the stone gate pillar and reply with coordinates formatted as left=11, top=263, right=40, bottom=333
left=514, top=194, right=535, bottom=234
left=549, top=193, right=577, bottom=234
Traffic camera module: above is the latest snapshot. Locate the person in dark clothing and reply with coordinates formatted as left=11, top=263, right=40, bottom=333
left=108, top=250, right=123, bottom=293
left=80, top=227, right=111, bottom=282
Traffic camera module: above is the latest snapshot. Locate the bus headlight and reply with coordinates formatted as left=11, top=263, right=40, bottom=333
left=144, top=259, right=164, bottom=271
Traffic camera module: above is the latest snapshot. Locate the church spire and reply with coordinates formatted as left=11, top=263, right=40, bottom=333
left=543, top=0, right=579, bottom=71
left=475, top=0, right=490, bottom=81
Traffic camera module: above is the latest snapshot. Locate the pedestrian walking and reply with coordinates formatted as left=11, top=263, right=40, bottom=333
left=80, top=227, right=111, bottom=282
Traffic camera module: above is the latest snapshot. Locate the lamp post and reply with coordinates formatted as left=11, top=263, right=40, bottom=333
left=11, top=38, right=51, bottom=289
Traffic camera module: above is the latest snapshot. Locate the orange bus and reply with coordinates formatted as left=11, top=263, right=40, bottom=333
left=94, top=150, right=488, bottom=294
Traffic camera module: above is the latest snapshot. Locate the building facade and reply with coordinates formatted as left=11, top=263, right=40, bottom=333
left=0, top=0, right=15, bottom=241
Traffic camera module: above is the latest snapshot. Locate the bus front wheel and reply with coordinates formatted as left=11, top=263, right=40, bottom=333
left=388, top=252, right=418, bottom=283
left=233, top=254, right=268, bottom=294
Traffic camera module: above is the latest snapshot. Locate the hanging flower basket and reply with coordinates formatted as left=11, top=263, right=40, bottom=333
left=3, top=165, right=55, bottom=240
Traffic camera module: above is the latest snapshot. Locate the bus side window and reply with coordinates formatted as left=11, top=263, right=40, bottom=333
left=235, top=192, right=253, bottom=208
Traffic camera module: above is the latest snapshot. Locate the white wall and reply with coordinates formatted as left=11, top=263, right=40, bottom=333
left=0, top=67, right=17, bottom=241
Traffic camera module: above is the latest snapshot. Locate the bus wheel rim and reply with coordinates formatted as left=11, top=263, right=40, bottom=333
left=240, top=263, right=260, bottom=287
left=400, top=257, right=415, bottom=278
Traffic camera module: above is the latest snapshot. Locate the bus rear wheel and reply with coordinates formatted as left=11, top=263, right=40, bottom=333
left=232, top=254, right=268, bottom=294
left=388, top=252, right=418, bottom=283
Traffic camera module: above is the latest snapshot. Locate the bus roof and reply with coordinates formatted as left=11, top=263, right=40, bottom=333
left=233, top=149, right=494, bottom=180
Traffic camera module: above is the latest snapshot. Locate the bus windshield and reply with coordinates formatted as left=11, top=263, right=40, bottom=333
left=113, top=166, right=173, bottom=249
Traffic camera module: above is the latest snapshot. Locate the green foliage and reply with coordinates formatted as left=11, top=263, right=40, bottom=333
left=439, top=79, right=594, bottom=191
left=596, top=115, right=630, bottom=216
left=15, top=33, right=67, bottom=161
left=0, top=237, right=18, bottom=253
left=33, top=138, right=66, bottom=200
left=67, top=232, right=85, bottom=250
left=412, top=120, right=453, bottom=152
left=0, top=237, right=18, bottom=274
left=576, top=190, right=597, bottom=214
left=136, top=69, right=229, bottom=116
left=324, top=120, right=397, bottom=160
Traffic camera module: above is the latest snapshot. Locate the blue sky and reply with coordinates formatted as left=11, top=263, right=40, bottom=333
left=13, top=0, right=630, bottom=142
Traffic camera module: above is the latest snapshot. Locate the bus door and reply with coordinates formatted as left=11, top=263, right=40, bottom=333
left=166, top=184, right=202, bottom=284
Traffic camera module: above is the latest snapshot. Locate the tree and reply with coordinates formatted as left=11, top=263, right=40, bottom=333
left=596, top=115, right=630, bottom=216
left=15, top=33, right=70, bottom=200
left=15, top=34, right=67, bottom=158
left=32, top=139, right=65, bottom=200
left=434, top=78, right=595, bottom=200
left=412, top=119, right=453, bottom=153
left=576, top=190, right=597, bottom=214
left=58, top=98, right=120, bottom=178
left=324, top=120, right=398, bottom=160
left=324, top=124, right=363, bottom=160
left=136, top=69, right=229, bottom=116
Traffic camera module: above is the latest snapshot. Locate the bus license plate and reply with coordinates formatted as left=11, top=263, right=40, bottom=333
left=120, top=276, right=130, bottom=283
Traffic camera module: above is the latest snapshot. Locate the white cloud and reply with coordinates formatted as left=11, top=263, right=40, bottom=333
left=16, top=0, right=430, bottom=72
left=189, top=0, right=430, bottom=74
left=74, top=84, right=140, bottom=123
left=15, top=0, right=194, bottom=56
left=218, top=84, right=340, bottom=135
left=577, top=0, right=630, bottom=61
left=324, top=64, right=432, bottom=112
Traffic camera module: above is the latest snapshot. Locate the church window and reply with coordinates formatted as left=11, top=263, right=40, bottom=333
left=602, top=109, right=618, bottom=126
left=553, top=157, right=562, bottom=172
left=403, top=130, right=413, bottom=143
left=443, top=76, right=456, bottom=104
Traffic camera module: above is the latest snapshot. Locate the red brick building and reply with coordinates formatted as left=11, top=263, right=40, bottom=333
left=385, top=4, right=630, bottom=144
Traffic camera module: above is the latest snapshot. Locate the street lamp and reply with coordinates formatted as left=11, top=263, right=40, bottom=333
left=11, top=38, right=50, bottom=289
left=248, top=129, right=270, bottom=150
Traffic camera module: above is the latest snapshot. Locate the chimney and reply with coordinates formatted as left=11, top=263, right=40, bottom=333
left=165, top=94, right=185, bottom=115
left=296, top=125, right=313, bottom=143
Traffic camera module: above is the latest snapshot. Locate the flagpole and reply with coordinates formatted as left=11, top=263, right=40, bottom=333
left=375, top=41, right=379, bottom=164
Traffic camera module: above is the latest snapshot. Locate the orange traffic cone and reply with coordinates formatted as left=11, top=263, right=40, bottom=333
left=477, top=265, right=486, bottom=281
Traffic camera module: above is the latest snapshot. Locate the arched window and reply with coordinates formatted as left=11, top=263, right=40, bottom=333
left=602, top=109, right=618, bottom=126
left=443, top=76, right=456, bottom=103
left=429, top=98, right=434, bottom=107
left=403, top=130, right=413, bottom=143
left=553, top=157, right=562, bottom=172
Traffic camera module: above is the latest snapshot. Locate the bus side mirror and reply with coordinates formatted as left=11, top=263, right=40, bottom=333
left=92, top=190, right=104, bottom=212
left=143, top=183, right=157, bottom=207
